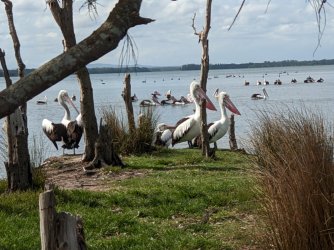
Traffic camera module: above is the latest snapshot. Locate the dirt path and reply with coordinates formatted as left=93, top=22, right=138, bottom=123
left=41, top=154, right=147, bottom=191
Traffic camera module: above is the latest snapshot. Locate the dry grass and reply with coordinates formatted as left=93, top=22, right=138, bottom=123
left=101, top=106, right=158, bottom=155
left=249, top=106, right=334, bottom=249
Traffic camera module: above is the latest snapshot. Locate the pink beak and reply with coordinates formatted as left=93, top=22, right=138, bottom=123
left=197, top=87, right=217, bottom=111
left=224, top=96, right=241, bottom=115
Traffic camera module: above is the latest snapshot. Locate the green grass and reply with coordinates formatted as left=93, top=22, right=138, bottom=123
left=0, top=149, right=261, bottom=249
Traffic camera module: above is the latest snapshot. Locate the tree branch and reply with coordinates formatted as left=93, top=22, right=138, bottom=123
left=0, top=0, right=154, bottom=119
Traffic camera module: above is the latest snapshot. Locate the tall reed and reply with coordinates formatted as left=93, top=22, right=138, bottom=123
left=249, top=106, right=334, bottom=249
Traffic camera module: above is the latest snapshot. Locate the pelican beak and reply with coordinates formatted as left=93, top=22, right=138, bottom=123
left=197, top=87, right=217, bottom=111
left=64, top=95, right=80, bottom=114
left=224, top=96, right=241, bottom=115
left=213, top=88, right=219, bottom=98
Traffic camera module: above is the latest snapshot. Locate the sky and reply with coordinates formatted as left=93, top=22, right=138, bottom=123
left=0, top=0, right=334, bottom=69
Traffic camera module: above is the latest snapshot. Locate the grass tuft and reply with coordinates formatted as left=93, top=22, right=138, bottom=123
left=249, top=106, right=334, bottom=249
left=101, top=106, right=158, bottom=155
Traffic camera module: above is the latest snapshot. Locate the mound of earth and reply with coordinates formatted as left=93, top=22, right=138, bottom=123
left=41, top=154, right=147, bottom=191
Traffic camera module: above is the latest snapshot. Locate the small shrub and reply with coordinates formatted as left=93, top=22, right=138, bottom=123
left=249, top=106, right=334, bottom=249
left=101, top=106, right=158, bottom=155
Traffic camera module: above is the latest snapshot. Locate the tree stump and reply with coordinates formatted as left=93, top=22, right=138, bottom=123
left=39, top=190, right=86, bottom=250
left=86, top=118, right=124, bottom=170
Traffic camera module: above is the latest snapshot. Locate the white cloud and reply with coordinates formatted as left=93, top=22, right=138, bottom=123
left=0, top=0, right=333, bottom=69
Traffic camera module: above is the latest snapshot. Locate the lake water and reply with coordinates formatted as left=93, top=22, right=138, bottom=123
left=1, top=65, right=333, bottom=179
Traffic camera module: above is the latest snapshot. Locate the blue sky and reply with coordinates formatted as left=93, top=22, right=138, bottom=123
left=1, top=0, right=333, bottom=69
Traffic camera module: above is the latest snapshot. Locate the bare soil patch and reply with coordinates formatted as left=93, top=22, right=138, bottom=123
left=41, top=154, right=148, bottom=191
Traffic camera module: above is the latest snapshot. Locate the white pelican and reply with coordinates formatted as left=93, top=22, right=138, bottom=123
left=251, top=88, right=269, bottom=100
left=140, top=90, right=161, bottom=106
left=37, top=96, right=47, bottom=105
left=42, top=90, right=83, bottom=154
left=207, top=89, right=241, bottom=144
left=152, top=123, right=175, bottom=147
left=171, top=81, right=217, bottom=146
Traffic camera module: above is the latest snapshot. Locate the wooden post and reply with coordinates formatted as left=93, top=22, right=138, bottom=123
left=39, top=190, right=87, bottom=250
left=39, top=190, right=57, bottom=250
left=229, top=114, right=238, bottom=151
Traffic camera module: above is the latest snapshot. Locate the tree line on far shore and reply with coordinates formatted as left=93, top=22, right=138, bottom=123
left=1, top=59, right=333, bottom=77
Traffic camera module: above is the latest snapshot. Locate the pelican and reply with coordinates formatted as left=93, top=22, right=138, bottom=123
left=171, top=81, right=217, bottom=146
left=152, top=123, right=175, bottom=147
left=42, top=90, right=83, bottom=154
left=207, top=89, right=241, bottom=145
left=251, top=88, right=269, bottom=100
left=37, top=96, right=47, bottom=105
left=140, top=91, right=161, bottom=106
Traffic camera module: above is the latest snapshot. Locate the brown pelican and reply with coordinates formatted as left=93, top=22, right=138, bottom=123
left=42, top=90, right=83, bottom=154
left=171, top=81, right=217, bottom=146
left=251, top=88, right=269, bottom=100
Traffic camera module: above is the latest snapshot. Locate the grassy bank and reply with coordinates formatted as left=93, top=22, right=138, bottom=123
left=0, top=149, right=261, bottom=249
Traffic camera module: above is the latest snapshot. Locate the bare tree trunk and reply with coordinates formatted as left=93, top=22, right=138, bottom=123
left=229, top=114, right=238, bottom=151
left=1, top=0, right=32, bottom=191
left=192, top=0, right=213, bottom=157
left=122, top=73, right=136, bottom=133
left=47, top=0, right=98, bottom=162
left=0, top=0, right=153, bottom=119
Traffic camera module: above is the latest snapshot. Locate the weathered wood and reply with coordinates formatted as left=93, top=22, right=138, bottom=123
left=39, top=190, right=87, bottom=250
left=57, top=212, right=86, bottom=250
left=122, top=74, right=136, bottom=133
left=86, top=118, right=124, bottom=170
left=193, top=0, right=213, bottom=157
left=39, top=190, right=57, bottom=250
left=229, top=114, right=238, bottom=150
left=1, top=48, right=31, bottom=191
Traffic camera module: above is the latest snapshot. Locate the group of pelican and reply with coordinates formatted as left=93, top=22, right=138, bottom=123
left=153, top=81, right=241, bottom=148
left=140, top=90, right=194, bottom=107
left=42, top=90, right=83, bottom=154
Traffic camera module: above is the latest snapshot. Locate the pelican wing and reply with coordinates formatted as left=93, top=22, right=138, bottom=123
left=65, top=121, right=83, bottom=149
left=172, top=117, right=193, bottom=145
left=42, top=119, right=68, bottom=150
left=208, top=122, right=218, bottom=141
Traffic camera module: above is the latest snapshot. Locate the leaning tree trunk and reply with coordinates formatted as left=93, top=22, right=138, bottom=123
left=0, top=0, right=154, bottom=119
left=47, top=0, right=98, bottom=162
left=192, top=0, right=213, bottom=157
left=1, top=0, right=32, bottom=191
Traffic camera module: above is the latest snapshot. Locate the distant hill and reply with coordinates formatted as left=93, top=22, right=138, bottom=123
left=1, top=59, right=333, bottom=77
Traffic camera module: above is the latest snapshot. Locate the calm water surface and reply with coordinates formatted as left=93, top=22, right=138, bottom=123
left=1, top=65, right=333, bottom=178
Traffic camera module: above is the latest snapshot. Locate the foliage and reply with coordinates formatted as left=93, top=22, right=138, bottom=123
left=101, top=106, right=159, bottom=155
left=0, top=150, right=262, bottom=249
left=249, top=106, right=334, bottom=249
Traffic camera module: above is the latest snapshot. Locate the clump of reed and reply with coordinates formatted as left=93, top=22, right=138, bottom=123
left=249, top=106, right=334, bottom=249
left=101, top=106, right=158, bottom=155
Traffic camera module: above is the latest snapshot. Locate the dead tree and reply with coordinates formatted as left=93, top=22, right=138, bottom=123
left=1, top=0, right=32, bottom=191
left=122, top=73, right=136, bottom=133
left=192, top=0, right=213, bottom=157
left=229, top=114, right=238, bottom=151
left=47, top=0, right=99, bottom=162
